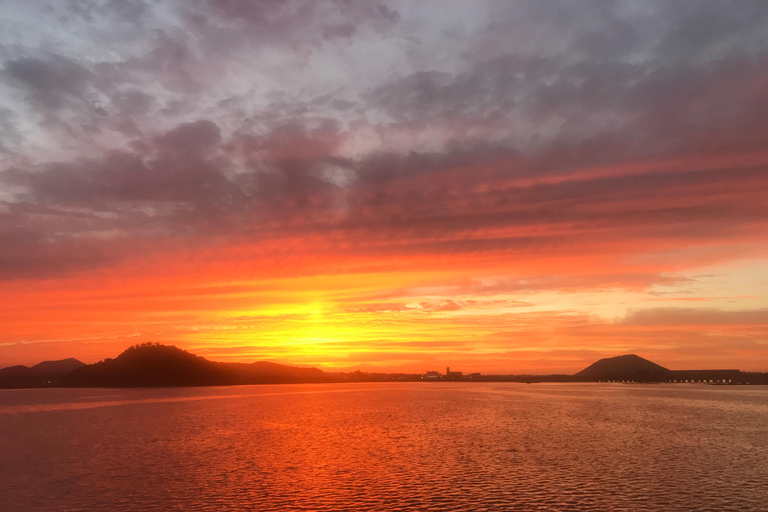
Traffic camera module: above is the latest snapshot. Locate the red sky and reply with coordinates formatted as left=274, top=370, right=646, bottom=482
left=1, top=1, right=767, bottom=373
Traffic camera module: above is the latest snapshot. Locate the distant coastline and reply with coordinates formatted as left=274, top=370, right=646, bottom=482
left=1, top=344, right=766, bottom=389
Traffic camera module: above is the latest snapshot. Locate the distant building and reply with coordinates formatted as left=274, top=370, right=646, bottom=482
left=446, top=367, right=463, bottom=380
left=424, top=371, right=442, bottom=380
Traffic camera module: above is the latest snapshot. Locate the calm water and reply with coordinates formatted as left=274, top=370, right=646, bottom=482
left=1, top=383, right=766, bottom=511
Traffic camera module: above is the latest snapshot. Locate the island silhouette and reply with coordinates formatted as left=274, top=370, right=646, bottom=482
left=575, top=354, right=670, bottom=381
left=1, top=343, right=766, bottom=388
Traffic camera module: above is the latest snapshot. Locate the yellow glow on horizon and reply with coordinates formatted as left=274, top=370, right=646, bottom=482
left=2, top=247, right=768, bottom=372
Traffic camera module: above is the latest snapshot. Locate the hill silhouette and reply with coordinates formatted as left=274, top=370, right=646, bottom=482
left=4, top=347, right=764, bottom=388
left=226, top=361, right=329, bottom=384
left=63, top=344, right=238, bottom=387
left=61, top=343, right=331, bottom=387
left=576, top=354, right=670, bottom=382
left=0, top=358, right=85, bottom=388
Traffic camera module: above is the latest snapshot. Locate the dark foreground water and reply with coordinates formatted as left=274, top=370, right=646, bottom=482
left=1, top=383, right=766, bottom=511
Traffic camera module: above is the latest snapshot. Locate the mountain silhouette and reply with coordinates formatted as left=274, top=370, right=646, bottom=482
left=576, top=354, right=670, bottom=381
left=61, top=343, right=330, bottom=387
left=226, top=361, right=328, bottom=384
left=63, top=344, right=239, bottom=387
left=4, top=347, right=763, bottom=388
left=0, top=358, right=85, bottom=388
left=30, top=358, right=86, bottom=375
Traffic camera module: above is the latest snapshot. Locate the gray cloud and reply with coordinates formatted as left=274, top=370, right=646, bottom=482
left=3, top=56, right=93, bottom=110
left=1, top=0, right=768, bottom=279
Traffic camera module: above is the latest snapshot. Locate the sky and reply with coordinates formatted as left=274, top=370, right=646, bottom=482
left=1, top=0, right=767, bottom=373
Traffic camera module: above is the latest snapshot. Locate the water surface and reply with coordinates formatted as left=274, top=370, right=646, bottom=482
left=1, top=383, right=766, bottom=511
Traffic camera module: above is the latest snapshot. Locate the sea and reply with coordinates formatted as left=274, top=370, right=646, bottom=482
left=1, top=383, right=766, bottom=511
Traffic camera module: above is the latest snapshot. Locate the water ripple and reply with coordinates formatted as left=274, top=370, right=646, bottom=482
left=1, top=383, right=766, bottom=511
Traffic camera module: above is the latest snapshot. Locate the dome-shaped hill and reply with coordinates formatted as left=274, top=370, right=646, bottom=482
left=576, top=354, right=670, bottom=381
left=63, top=343, right=238, bottom=387
left=61, top=343, right=331, bottom=387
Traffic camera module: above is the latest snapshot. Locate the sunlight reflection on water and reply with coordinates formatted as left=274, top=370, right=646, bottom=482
left=1, top=383, right=766, bottom=511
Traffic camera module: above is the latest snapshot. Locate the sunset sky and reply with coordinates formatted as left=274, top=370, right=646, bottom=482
left=1, top=1, right=767, bottom=373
